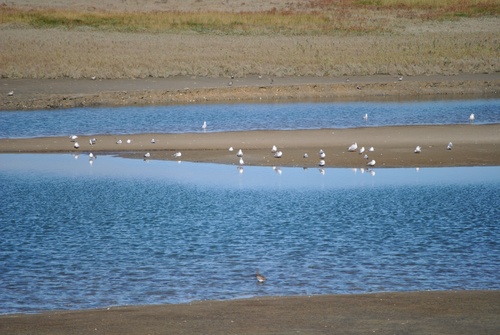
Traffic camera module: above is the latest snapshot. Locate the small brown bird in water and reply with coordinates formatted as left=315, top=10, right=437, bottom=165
left=256, top=270, right=266, bottom=283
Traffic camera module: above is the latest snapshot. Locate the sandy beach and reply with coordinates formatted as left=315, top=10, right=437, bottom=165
left=1, top=124, right=500, bottom=168
left=1, top=291, right=499, bottom=335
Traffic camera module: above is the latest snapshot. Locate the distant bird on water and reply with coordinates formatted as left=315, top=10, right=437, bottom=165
left=256, top=270, right=266, bottom=283
left=363, top=113, right=368, bottom=120
left=202, top=121, right=207, bottom=131
left=469, top=113, right=475, bottom=124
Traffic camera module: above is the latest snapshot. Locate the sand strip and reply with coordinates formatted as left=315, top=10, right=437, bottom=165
left=1, top=291, right=499, bottom=335
left=1, top=124, right=499, bottom=168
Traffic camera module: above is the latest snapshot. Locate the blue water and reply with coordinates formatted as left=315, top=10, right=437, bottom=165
left=1, top=98, right=499, bottom=138
left=1, top=154, right=499, bottom=314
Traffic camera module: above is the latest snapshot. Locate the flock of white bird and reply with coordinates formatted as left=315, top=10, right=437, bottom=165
left=69, top=113, right=476, bottom=168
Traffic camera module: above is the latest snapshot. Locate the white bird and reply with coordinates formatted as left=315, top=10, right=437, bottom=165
left=126, top=139, right=132, bottom=144
left=116, top=139, right=122, bottom=144
left=239, top=157, right=244, bottom=165
left=271, top=145, right=278, bottom=153
left=319, top=151, right=326, bottom=159
left=89, top=139, right=93, bottom=145
left=363, top=154, right=369, bottom=160
left=151, top=138, right=156, bottom=144
left=469, top=113, right=475, bottom=124
left=256, top=270, right=266, bottom=283
left=144, top=152, right=151, bottom=158
left=303, top=153, right=309, bottom=158
left=359, top=147, right=365, bottom=154
left=7, top=91, right=14, bottom=96
left=319, top=160, right=325, bottom=167
left=447, top=142, right=453, bottom=150
left=73, top=142, right=80, bottom=149
left=172, top=152, right=182, bottom=158
left=228, top=147, right=234, bottom=152
left=89, top=152, right=95, bottom=159
left=348, top=143, right=358, bottom=152
left=414, top=146, right=421, bottom=153
left=274, top=151, right=283, bottom=158
left=367, top=159, right=376, bottom=167
left=69, top=135, right=78, bottom=141
left=237, top=149, right=243, bottom=157
left=363, top=113, right=368, bottom=120
left=91, top=76, right=97, bottom=80
left=368, top=147, right=375, bottom=152
left=202, top=121, right=207, bottom=130
left=398, top=75, right=403, bottom=81
left=91, top=138, right=96, bottom=145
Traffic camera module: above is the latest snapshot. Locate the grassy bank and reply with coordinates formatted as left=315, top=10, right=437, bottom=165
left=0, top=0, right=498, bottom=79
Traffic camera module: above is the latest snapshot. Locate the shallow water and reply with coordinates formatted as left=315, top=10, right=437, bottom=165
left=0, top=154, right=499, bottom=314
left=1, top=98, right=499, bottom=138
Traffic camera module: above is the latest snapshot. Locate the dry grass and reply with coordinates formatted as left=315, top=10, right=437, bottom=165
left=0, top=0, right=499, bottom=79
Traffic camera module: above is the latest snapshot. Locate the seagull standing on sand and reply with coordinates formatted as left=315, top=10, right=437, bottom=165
left=359, top=147, right=365, bottom=154
left=126, top=139, right=132, bottom=144
left=447, top=142, right=453, bottom=150
left=274, top=151, right=283, bottom=158
left=73, top=142, right=80, bottom=149
left=348, top=143, right=358, bottom=152
left=144, top=152, right=151, bottom=158
left=367, top=159, right=376, bottom=167
left=256, top=270, right=266, bottom=283
left=239, top=157, right=244, bottom=166
left=7, top=91, right=14, bottom=96
left=228, top=147, right=234, bottom=152
left=319, top=160, right=326, bottom=167
left=414, top=146, right=421, bottom=153
left=172, top=152, right=182, bottom=158
left=271, top=145, right=278, bottom=153
left=70, top=135, right=78, bottom=141
left=237, top=149, right=243, bottom=157
left=116, top=139, right=123, bottom=144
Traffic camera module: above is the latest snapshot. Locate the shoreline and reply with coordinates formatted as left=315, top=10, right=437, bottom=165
left=1, top=290, right=499, bottom=335
left=1, top=74, right=499, bottom=111
left=1, top=124, right=500, bottom=168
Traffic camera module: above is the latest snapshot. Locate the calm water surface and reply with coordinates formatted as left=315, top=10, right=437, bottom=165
left=0, top=154, right=499, bottom=314
left=1, top=98, right=499, bottom=138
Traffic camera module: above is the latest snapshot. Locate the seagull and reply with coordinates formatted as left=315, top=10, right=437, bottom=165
left=239, top=157, right=244, bottom=165
left=144, top=152, right=151, bottom=158
left=89, top=152, right=95, bottom=159
left=256, top=270, right=266, bottom=283
left=348, top=143, right=358, bottom=152
left=398, top=75, right=403, bottom=81
left=69, top=135, right=78, bottom=141
left=126, top=139, right=132, bottom=144
left=73, top=142, right=80, bottom=149
left=469, top=113, right=475, bottom=124
left=172, top=152, right=182, bottom=158
left=363, top=113, right=368, bottom=120
left=367, top=159, right=376, bottom=167
left=303, top=153, right=309, bottom=158
left=116, top=139, right=122, bottom=144
left=274, top=151, right=283, bottom=158
left=368, top=147, right=375, bottom=152
left=151, top=138, right=156, bottom=144
left=271, top=145, right=278, bottom=153
left=228, top=147, right=234, bottom=152
left=319, top=151, right=326, bottom=159
left=319, top=159, right=325, bottom=167
left=414, top=146, right=421, bottom=153
left=237, top=149, right=243, bottom=157
left=363, top=154, right=369, bottom=160
left=447, top=142, right=453, bottom=150
left=359, top=147, right=365, bottom=154
left=7, top=91, right=14, bottom=96
left=202, top=121, right=207, bottom=130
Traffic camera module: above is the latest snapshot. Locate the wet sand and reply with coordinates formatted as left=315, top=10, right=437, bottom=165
left=1, top=124, right=499, bottom=168
left=1, top=291, right=499, bottom=335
